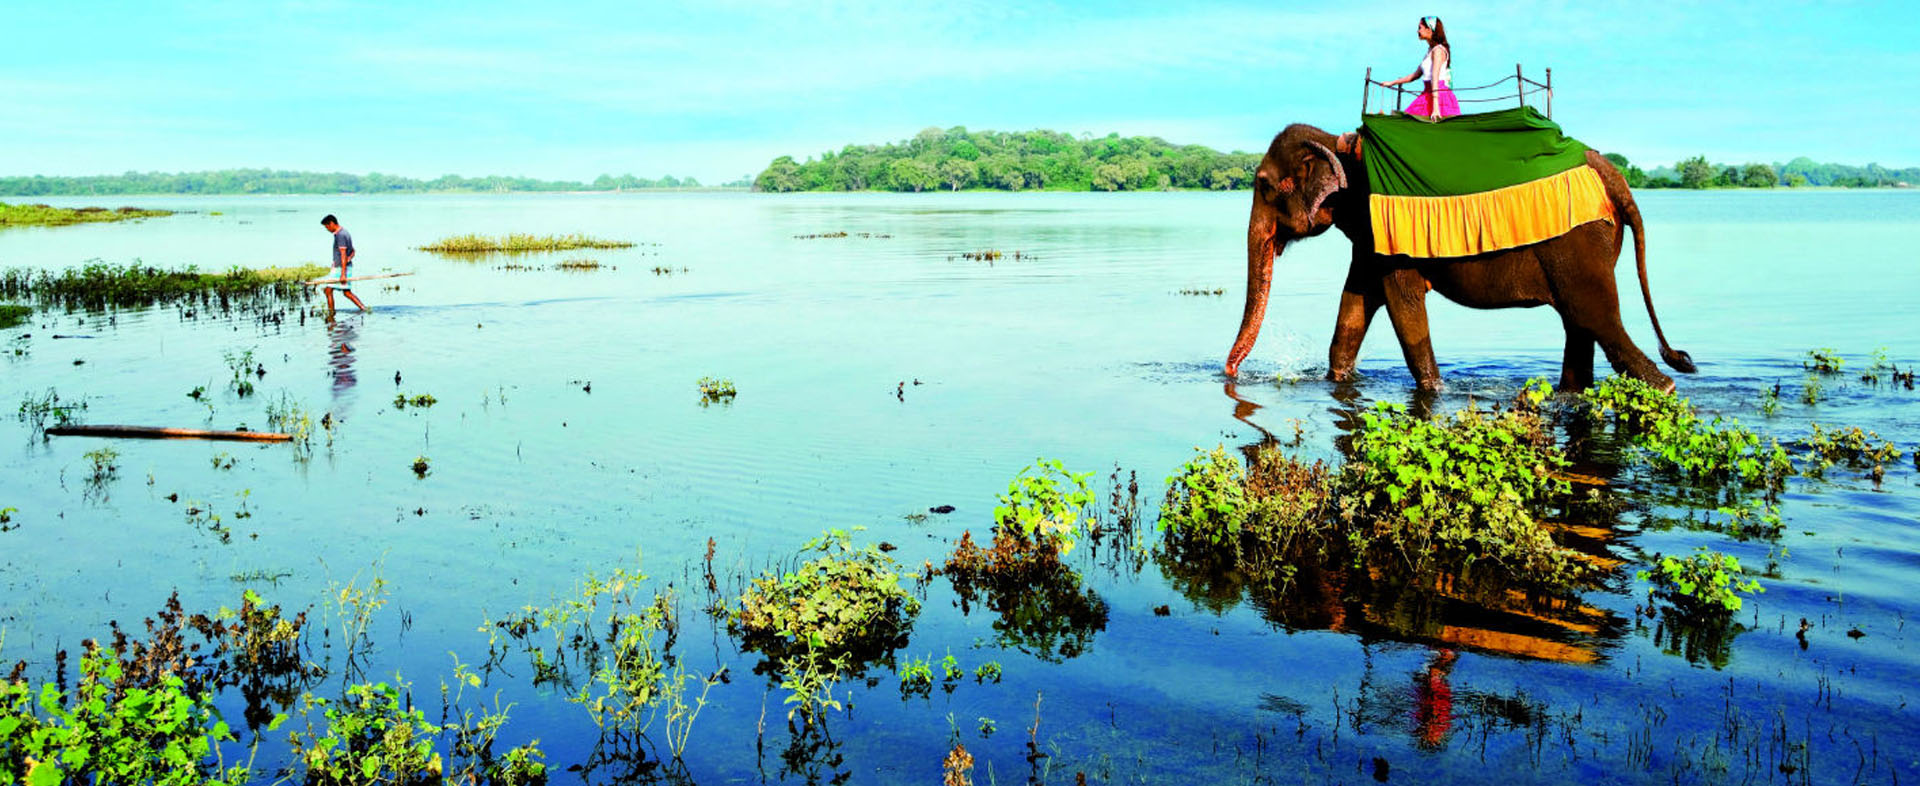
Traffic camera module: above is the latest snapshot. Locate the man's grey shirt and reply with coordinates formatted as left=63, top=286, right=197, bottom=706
left=332, top=228, right=354, bottom=266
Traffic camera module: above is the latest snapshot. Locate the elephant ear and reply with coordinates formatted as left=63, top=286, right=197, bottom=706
left=1302, top=140, right=1348, bottom=222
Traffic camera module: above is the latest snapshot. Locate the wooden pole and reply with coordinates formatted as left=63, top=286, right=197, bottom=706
left=1545, top=67, right=1553, bottom=118
left=1516, top=64, right=1524, bottom=110
left=46, top=425, right=294, bottom=442
left=1363, top=67, right=1372, bottom=115
left=302, top=272, right=415, bottom=286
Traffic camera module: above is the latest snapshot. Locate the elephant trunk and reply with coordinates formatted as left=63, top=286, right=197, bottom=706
left=1224, top=202, right=1278, bottom=377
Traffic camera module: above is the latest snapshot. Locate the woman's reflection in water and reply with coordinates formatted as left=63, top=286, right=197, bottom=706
left=328, top=316, right=358, bottom=399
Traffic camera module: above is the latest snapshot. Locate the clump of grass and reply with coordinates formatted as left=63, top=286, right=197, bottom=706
left=17, top=387, right=86, bottom=434
left=223, top=347, right=258, bottom=397
left=554, top=258, right=603, bottom=271
left=393, top=392, right=437, bottom=409
left=415, top=233, right=634, bottom=254
left=482, top=562, right=718, bottom=762
left=0, top=201, right=173, bottom=227
left=697, top=376, right=736, bottom=405
left=1640, top=547, right=1763, bottom=618
left=730, top=528, right=919, bottom=720
left=0, top=262, right=326, bottom=311
left=1580, top=376, right=1792, bottom=488
left=411, top=456, right=431, bottom=477
left=264, top=393, right=317, bottom=460
left=0, top=304, right=29, bottom=329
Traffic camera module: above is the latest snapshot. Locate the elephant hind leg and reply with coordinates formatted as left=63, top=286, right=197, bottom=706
left=1542, top=247, right=1672, bottom=392
left=1558, top=322, right=1596, bottom=392
left=1381, top=268, right=1443, bottom=390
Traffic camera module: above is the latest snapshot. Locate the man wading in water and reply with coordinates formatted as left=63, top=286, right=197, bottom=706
left=321, top=214, right=368, bottom=315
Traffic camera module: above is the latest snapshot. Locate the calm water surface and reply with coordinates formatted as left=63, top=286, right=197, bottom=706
left=1, top=190, right=1916, bottom=783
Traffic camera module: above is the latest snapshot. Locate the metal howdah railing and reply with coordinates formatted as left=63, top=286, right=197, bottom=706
left=1362, top=64, right=1553, bottom=118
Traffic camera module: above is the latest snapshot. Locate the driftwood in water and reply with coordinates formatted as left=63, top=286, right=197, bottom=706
left=302, top=272, right=415, bottom=286
left=45, top=425, right=293, bottom=442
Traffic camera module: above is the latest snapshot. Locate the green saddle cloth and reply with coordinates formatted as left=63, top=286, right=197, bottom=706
left=1359, top=106, right=1591, bottom=198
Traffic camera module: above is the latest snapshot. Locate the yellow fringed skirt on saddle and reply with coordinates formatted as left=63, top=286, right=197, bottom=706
left=1360, top=106, right=1613, bottom=259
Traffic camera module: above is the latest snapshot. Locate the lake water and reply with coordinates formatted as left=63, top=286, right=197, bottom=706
left=1, top=190, right=1916, bottom=784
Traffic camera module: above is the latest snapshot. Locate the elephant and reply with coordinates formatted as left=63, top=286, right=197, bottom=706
left=1222, top=123, right=1694, bottom=393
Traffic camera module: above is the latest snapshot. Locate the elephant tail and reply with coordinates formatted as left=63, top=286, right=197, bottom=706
left=1598, top=153, right=1696, bottom=373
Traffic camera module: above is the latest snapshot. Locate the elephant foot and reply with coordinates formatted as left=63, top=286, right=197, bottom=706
left=1414, top=378, right=1445, bottom=393
left=1326, top=366, right=1357, bottom=383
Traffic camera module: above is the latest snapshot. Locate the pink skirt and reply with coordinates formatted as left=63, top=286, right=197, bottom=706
left=1406, top=81, right=1460, bottom=118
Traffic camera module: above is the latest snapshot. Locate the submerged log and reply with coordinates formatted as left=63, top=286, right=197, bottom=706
left=45, top=425, right=293, bottom=442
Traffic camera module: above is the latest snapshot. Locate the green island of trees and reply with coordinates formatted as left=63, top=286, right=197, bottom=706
left=754, top=126, right=1262, bottom=192
left=754, top=126, right=1918, bottom=193
left=1605, top=154, right=1920, bottom=189
left=0, top=169, right=749, bottom=196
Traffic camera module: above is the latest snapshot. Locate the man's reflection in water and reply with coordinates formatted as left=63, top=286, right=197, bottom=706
left=328, top=317, right=358, bottom=398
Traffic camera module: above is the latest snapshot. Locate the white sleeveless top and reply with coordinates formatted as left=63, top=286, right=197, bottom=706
left=1418, top=46, right=1451, bottom=83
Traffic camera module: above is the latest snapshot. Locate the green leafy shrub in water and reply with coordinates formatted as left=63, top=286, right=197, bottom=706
left=0, top=648, right=254, bottom=785
left=732, top=528, right=918, bottom=660
left=994, top=459, right=1097, bottom=557
left=1581, top=376, right=1792, bottom=487
left=732, top=529, right=919, bottom=719
left=1639, top=547, right=1763, bottom=616
left=1160, top=396, right=1589, bottom=591
left=1803, top=422, right=1902, bottom=474
left=1342, top=402, right=1584, bottom=583
left=1158, top=446, right=1251, bottom=547
left=284, top=681, right=442, bottom=783
left=0, top=304, right=28, bottom=330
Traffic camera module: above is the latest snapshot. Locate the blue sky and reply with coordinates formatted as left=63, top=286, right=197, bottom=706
left=3, top=1, right=1914, bottom=182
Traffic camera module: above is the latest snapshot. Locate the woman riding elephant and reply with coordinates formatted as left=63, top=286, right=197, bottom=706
left=1382, top=16, right=1459, bottom=120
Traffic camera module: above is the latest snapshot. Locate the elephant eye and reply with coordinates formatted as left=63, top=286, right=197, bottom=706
left=1277, top=177, right=1295, bottom=194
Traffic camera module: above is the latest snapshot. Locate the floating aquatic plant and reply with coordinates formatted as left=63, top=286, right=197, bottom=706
left=697, top=376, right=737, bottom=405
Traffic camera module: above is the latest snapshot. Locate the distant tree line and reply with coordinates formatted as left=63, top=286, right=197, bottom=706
left=754, top=126, right=1262, bottom=193
left=0, top=169, right=751, bottom=196
left=1602, top=154, right=1920, bottom=189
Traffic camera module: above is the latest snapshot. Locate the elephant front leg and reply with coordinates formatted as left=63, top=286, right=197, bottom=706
left=1327, top=262, right=1385, bottom=382
left=1381, top=269, right=1443, bottom=390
